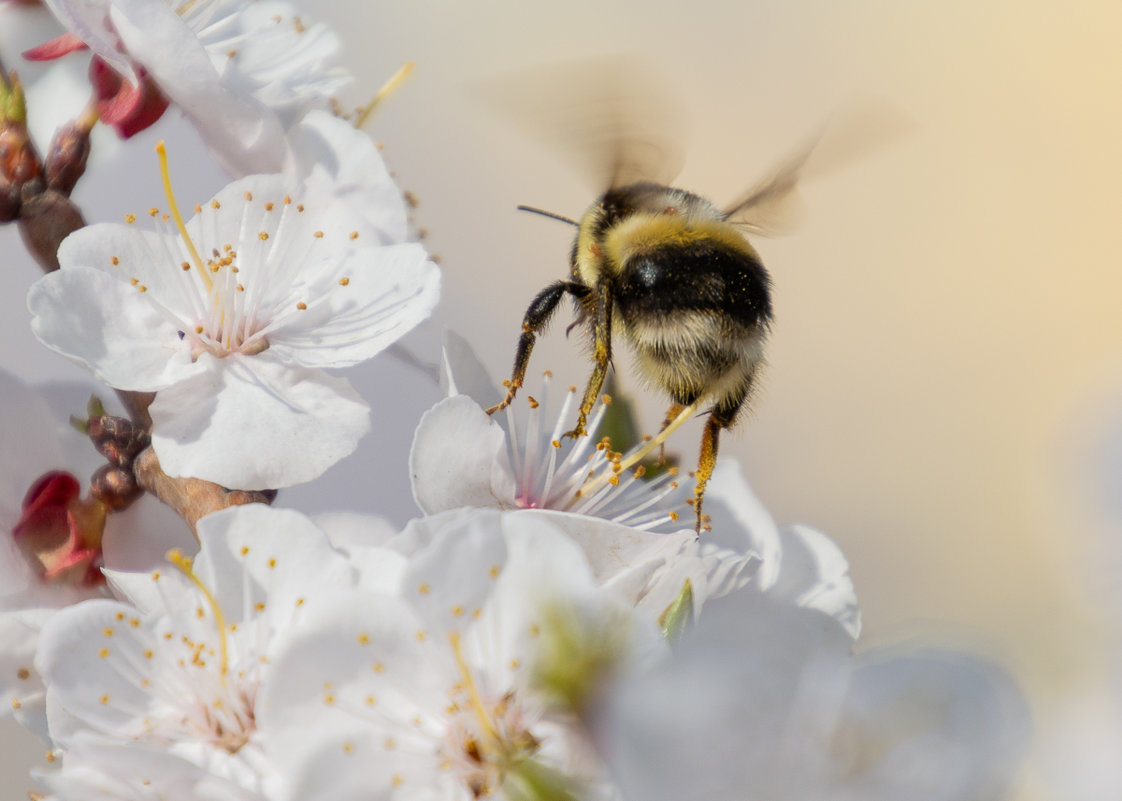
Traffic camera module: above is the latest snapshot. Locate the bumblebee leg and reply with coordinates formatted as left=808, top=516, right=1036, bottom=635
left=486, top=281, right=586, bottom=415
left=564, top=283, right=612, bottom=439
left=692, top=392, right=748, bottom=534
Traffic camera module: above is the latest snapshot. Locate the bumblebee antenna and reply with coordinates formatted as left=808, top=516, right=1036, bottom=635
left=516, top=205, right=579, bottom=227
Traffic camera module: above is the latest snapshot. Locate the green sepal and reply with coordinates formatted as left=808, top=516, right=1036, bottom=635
left=0, top=72, right=27, bottom=125
left=503, top=758, right=582, bottom=801
left=658, top=578, right=694, bottom=643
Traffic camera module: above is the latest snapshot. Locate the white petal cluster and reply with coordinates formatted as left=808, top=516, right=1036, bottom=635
left=1, top=6, right=1032, bottom=801
left=412, top=333, right=690, bottom=531
left=28, top=171, right=440, bottom=489
left=42, top=0, right=351, bottom=173
left=25, top=500, right=1028, bottom=801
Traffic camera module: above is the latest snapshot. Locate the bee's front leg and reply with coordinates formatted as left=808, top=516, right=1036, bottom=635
left=564, top=283, right=612, bottom=439
left=486, top=281, right=587, bottom=415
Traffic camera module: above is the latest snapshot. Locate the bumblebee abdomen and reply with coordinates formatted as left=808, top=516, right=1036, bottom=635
left=614, top=232, right=772, bottom=330
left=610, top=221, right=772, bottom=406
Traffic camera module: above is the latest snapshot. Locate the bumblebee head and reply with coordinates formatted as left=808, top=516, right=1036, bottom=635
left=571, top=182, right=742, bottom=286
left=588, top=183, right=723, bottom=234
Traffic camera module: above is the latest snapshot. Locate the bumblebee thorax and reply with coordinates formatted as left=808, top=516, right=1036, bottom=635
left=571, top=182, right=751, bottom=286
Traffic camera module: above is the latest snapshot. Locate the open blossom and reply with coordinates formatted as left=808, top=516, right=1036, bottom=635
left=411, top=333, right=859, bottom=633
left=30, top=0, right=349, bottom=172
left=257, top=509, right=658, bottom=801
left=28, top=171, right=440, bottom=489
left=35, top=504, right=374, bottom=797
left=412, top=332, right=689, bottom=531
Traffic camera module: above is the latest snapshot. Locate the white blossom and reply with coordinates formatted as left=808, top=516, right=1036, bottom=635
left=28, top=172, right=440, bottom=489
left=412, top=332, right=689, bottom=531
left=35, top=504, right=373, bottom=796
left=34, top=731, right=265, bottom=801
left=41, top=0, right=350, bottom=173
left=257, top=509, right=656, bottom=801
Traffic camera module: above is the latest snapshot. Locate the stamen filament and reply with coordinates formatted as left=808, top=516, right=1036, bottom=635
left=156, top=141, right=212, bottom=292
left=356, top=61, right=414, bottom=128
left=167, top=548, right=229, bottom=683
left=448, top=632, right=500, bottom=746
left=574, top=400, right=699, bottom=500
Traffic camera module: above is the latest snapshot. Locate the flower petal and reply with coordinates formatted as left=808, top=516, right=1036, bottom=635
left=149, top=357, right=370, bottom=490
left=287, top=111, right=408, bottom=243
left=266, top=243, right=440, bottom=369
left=108, top=0, right=288, bottom=175
left=28, top=265, right=199, bottom=392
left=409, top=395, right=515, bottom=514
left=771, top=524, right=861, bottom=639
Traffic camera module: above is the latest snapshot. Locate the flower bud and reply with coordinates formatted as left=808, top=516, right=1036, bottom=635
left=12, top=471, right=107, bottom=587
left=0, top=70, right=40, bottom=222
left=44, top=116, right=93, bottom=196
left=88, top=58, right=169, bottom=139
left=89, top=464, right=142, bottom=511
left=16, top=187, right=85, bottom=271
left=86, top=408, right=149, bottom=466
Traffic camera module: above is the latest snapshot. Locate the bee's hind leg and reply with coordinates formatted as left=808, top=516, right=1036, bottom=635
left=692, top=387, right=751, bottom=534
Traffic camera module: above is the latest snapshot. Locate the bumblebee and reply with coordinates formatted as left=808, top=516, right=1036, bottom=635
left=486, top=159, right=809, bottom=532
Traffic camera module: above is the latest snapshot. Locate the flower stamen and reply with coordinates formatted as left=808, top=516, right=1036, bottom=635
left=167, top=548, right=229, bottom=683
left=574, top=400, right=699, bottom=501
left=156, top=141, right=211, bottom=292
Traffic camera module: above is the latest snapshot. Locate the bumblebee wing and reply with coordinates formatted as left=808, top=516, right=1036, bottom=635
left=725, top=102, right=912, bottom=236
left=469, top=57, right=686, bottom=190
left=722, top=130, right=821, bottom=236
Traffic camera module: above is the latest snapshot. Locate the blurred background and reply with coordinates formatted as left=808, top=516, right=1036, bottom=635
left=2, top=0, right=1122, bottom=798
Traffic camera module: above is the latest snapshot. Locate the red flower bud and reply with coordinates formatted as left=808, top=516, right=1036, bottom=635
left=12, top=471, right=107, bottom=587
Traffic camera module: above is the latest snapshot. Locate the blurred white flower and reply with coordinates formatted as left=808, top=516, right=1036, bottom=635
left=35, top=0, right=349, bottom=171
left=599, top=590, right=1029, bottom=801
left=28, top=172, right=440, bottom=489
left=34, top=731, right=266, bottom=801
left=705, top=458, right=862, bottom=638
left=257, top=509, right=653, bottom=801
left=35, top=504, right=366, bottom=794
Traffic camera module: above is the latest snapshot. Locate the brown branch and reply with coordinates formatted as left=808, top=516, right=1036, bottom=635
left=133, top=448, right=276, bottom=537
